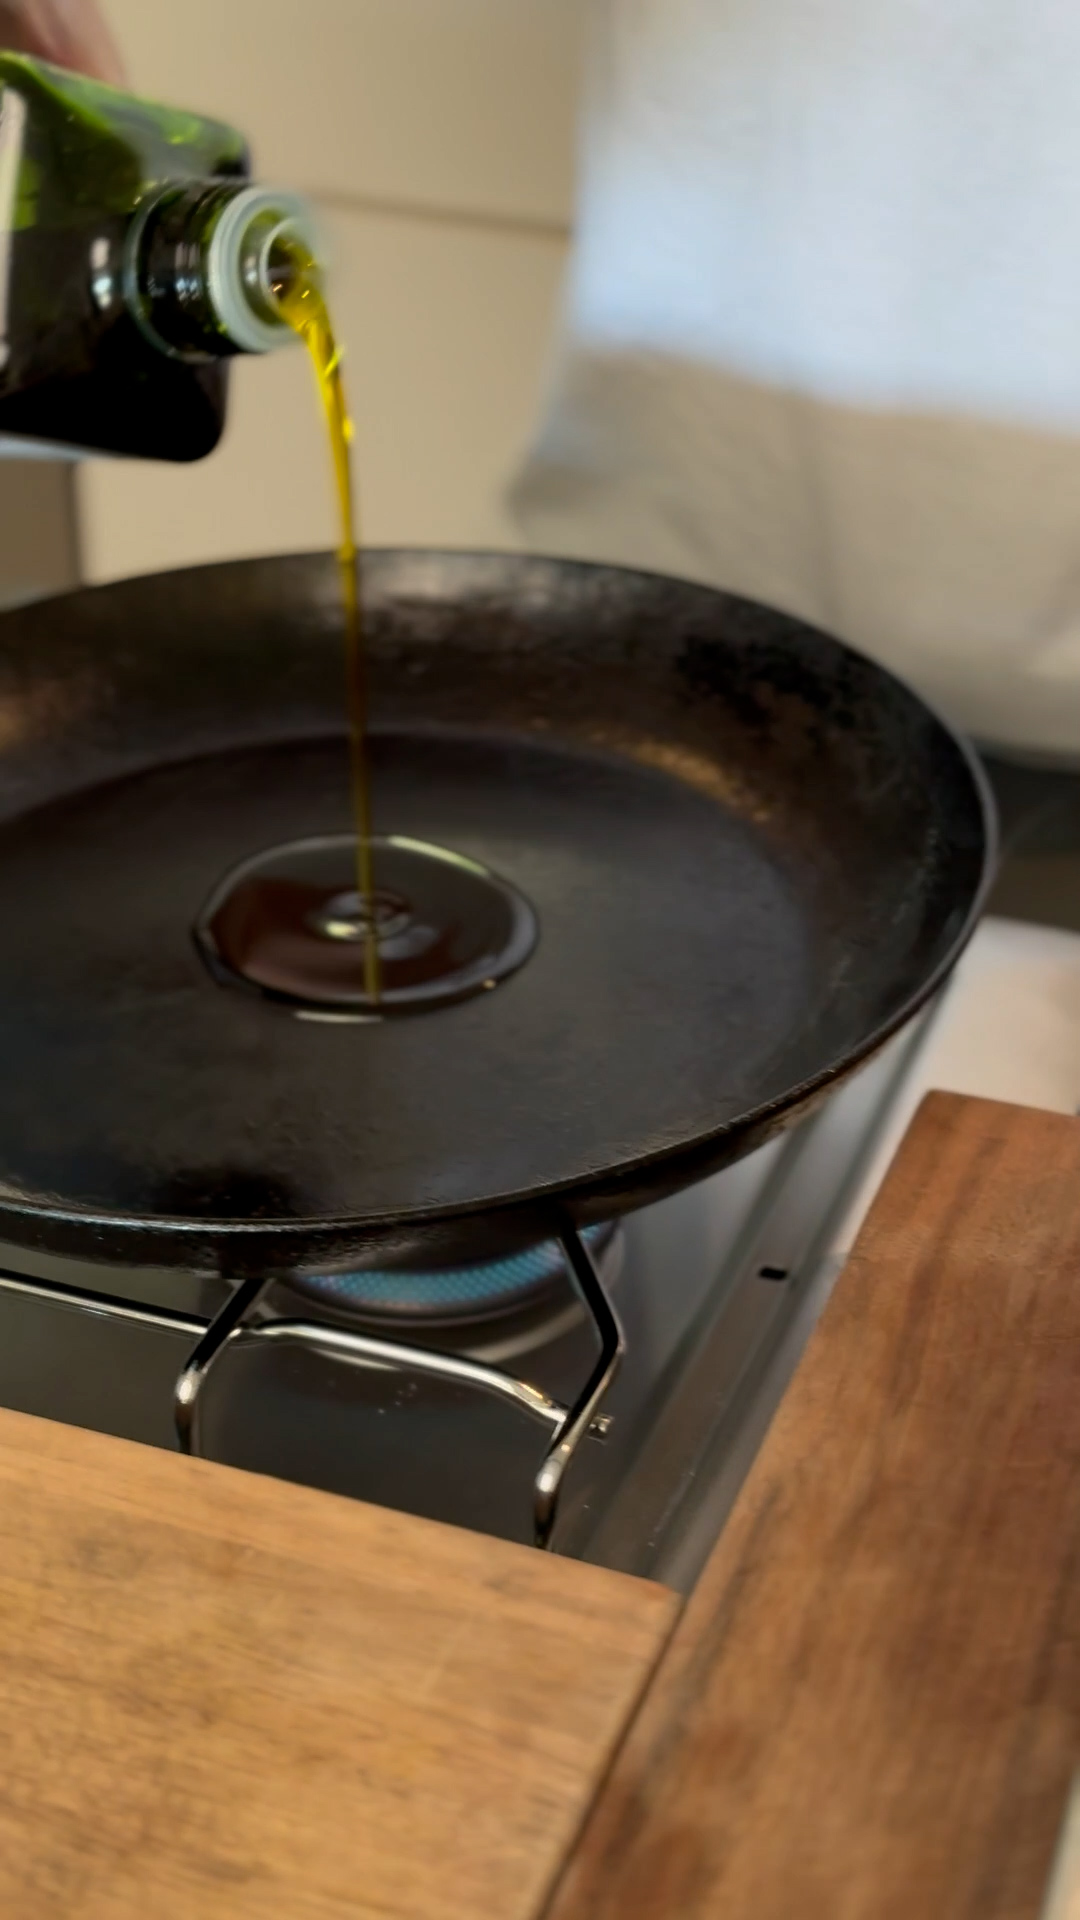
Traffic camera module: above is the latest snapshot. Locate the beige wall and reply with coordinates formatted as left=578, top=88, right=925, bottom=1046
left=81, top=0, right=582, bottom=583
left=0, top=463, right=79, bottom=606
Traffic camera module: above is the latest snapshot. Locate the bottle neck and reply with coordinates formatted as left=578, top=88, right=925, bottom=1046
left=126, top=181, right=318, bottom=361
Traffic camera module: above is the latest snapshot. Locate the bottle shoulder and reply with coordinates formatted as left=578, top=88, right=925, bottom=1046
left=0, top=53, right=247, bottom=219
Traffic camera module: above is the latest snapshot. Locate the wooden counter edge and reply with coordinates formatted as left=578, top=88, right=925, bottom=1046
left=0, top=1399, right=681, bottom=1919
left=543, top=1092, right=1080, bottom=1920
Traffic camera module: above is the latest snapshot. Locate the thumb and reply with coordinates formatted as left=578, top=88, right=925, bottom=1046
left=0, top=1, right=126, bottom=86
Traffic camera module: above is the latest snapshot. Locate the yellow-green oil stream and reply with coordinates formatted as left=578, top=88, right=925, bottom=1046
left=271, top=247, right=380, bottom=1000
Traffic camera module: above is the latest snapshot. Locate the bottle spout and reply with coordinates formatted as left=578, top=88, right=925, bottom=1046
left=126, top=179, right=321, bottom=360
left=208, top=184, right=323, bottom=353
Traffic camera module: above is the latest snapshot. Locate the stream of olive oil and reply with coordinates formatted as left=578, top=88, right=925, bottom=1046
left=271, top=255, right=380, bottom=1001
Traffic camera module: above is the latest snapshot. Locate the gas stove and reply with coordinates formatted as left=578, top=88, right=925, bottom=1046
left=0, top=754, right=1072, bottom=1592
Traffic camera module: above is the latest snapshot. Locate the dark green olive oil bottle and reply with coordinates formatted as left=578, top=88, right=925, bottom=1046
left=0, top=53, right=316, bottom=461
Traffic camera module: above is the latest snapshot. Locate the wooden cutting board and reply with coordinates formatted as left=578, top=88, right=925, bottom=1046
left=548, top=1092, right=1080, bottom=1920
left=0, top=1405, right=677, bottom=1918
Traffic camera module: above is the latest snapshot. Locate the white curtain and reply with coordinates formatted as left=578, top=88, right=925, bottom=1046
left=512, top=0, right=1080, bottom=758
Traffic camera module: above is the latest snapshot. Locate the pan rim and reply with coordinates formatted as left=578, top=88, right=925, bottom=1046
left=0, top=547, right=997, bottom=1261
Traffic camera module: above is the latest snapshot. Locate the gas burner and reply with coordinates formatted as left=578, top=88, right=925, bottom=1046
left=291, top=1221, right=616, bottom=1326
left=0, top=1007, right=932, bottom=1570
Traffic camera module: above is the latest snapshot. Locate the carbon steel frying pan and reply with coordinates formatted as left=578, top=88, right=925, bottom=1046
left=0, top=549, right=992, bottom=1273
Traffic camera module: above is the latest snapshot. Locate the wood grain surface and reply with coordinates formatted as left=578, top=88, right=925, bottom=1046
left=547, top=1092, right=1080, bottom=1920
left=0, top=1408, right=677, bottom=1919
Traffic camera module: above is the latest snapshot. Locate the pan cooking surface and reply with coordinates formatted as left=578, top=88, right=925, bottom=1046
left=0, top=551, right=991, bottom=1266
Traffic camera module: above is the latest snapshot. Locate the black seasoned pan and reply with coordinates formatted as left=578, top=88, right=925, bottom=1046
left=0, top=549, right=993, bottom=1273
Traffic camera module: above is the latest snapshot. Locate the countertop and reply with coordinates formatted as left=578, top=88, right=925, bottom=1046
left=7, top=1090, right=1080, bottom=1918
left=0, top=1407, right=676, bottom=1918
left=550, top=1091, right=1080, bottom=1918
